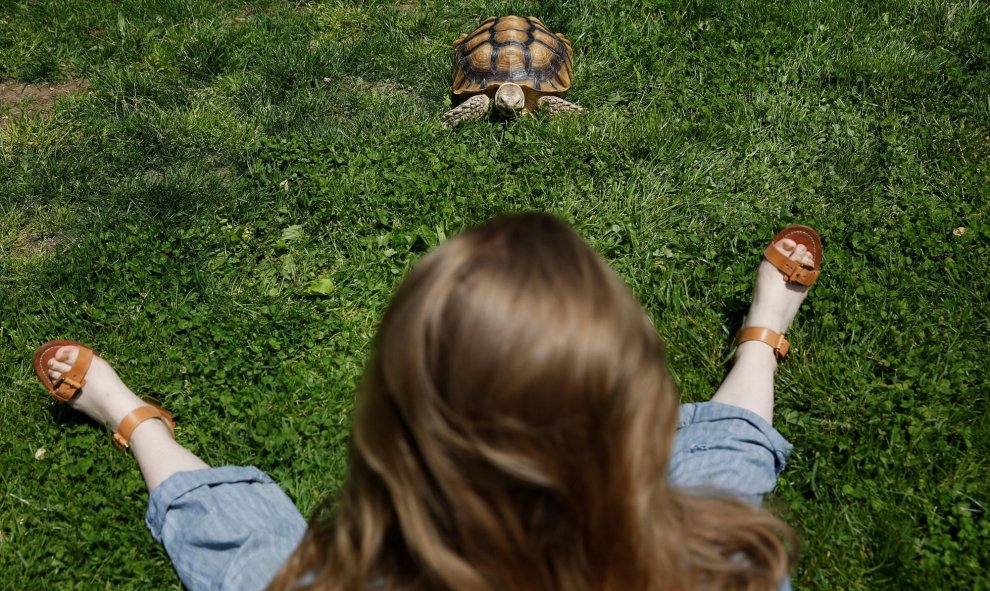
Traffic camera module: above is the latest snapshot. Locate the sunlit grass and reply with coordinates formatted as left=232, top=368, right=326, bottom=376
left=1, top=0, right=988, bottom=589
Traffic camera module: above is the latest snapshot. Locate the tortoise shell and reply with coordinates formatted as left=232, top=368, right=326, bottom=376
left=452, top=16, right=574, bottom=110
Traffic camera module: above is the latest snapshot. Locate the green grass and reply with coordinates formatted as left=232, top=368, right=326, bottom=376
left=1, top=0, right=988, bottom=588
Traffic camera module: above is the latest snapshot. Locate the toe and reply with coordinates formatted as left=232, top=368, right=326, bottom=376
left=55, top=346, right=79, bottom=364
left=775, top=238, right=797, bottom=256
left=790, top=244, right=816, bottom=267
left=49, top=358, right=73, bottom=373
left=47, top=357, right=72, bottom=382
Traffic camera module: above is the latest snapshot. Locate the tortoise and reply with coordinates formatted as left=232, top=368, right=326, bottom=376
left=441, top=16, right=586, bottom=128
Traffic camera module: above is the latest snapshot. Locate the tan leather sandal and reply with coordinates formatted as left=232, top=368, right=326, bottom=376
left=33, top=340, right=175, bottom=450
left=761, top=224, right=822, bottom=287
left=734, top=225, right=822, bottom=360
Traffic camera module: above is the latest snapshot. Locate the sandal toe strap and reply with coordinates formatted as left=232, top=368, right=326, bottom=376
left=49, top=346, right=94, bottom=402
left=763, top=244, right=819, bottom=286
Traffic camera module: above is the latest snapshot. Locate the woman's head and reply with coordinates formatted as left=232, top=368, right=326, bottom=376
left=355, top=212, right=678, bottom=586
left=272, top=213, right=792, bottom=591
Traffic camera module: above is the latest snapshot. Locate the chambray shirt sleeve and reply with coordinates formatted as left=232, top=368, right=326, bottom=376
left=145, top=466, right=307, bottom=591
left=668, top=401, right=793, bottom=507
left=141, top=405, right=792, bottom=591
left=669, top=402, right=795, bottom=591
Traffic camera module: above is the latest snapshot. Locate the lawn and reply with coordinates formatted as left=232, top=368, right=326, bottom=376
left=1, top=0, right=988, bottom=589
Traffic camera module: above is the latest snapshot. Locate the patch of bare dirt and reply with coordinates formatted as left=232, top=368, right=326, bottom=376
left=10, top=229, right=60, bottom=259
left=0, top=79, right=90, bottom=127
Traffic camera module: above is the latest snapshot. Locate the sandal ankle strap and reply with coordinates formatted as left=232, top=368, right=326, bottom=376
left=113, top=406, right=175, bottom=450
left=735, top=326, right=790, bottom=360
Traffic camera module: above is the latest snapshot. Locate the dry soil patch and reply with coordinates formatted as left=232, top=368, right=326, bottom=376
left=7, top=228, right=61, bottom=260
left=0, top=79, right=90, bottom=127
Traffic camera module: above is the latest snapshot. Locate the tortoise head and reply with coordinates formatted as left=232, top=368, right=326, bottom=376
left=493, top=83, right=526, bottom=117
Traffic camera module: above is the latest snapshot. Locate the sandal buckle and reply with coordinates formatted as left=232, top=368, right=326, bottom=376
left=60, top=376, right=83, bottom=389
left=113, top=433, right=130, bottom=450
left=773, top=334, right=790, bottom=359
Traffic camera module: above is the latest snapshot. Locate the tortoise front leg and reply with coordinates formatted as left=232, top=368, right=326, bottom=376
left=442, top=95, right=491, bottom=129
left=537, top=96, right=587, bottom=116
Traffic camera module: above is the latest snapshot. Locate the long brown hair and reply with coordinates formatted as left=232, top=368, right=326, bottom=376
left=270, top=213, right=795, bottom=591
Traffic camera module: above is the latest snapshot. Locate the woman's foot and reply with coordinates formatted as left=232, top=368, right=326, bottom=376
left=742, top=238, right=815, bottom=336
left=712, top=231, right=819, bottom=423
left=45, top=346, right=150, bottom=433
left=42, top=344, right=206, bottom=490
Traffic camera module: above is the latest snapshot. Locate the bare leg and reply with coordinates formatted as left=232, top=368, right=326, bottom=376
left=46, top=346, right=208, bottom=491
left=711, top=239, right=815, bottom=424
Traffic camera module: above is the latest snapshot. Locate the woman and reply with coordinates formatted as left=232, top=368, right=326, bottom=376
left=34, top=213, right=820, bottom=591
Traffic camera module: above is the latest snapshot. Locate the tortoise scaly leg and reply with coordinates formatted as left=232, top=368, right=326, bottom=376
left=442, top=95, right=491, bottom=129
left=537, top=95, right=587, bottom=116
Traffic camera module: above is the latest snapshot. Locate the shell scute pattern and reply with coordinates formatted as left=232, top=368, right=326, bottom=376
left=452, top=16, right=574, bottom=100
left=463, top=32, right=490, bottom=55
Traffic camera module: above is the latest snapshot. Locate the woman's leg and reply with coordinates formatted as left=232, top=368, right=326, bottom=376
left=45, top=346, right=208, bottom=490
left=44, top=346, right=307, bottom=591
left=711, top=238, right=815, bottom=425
